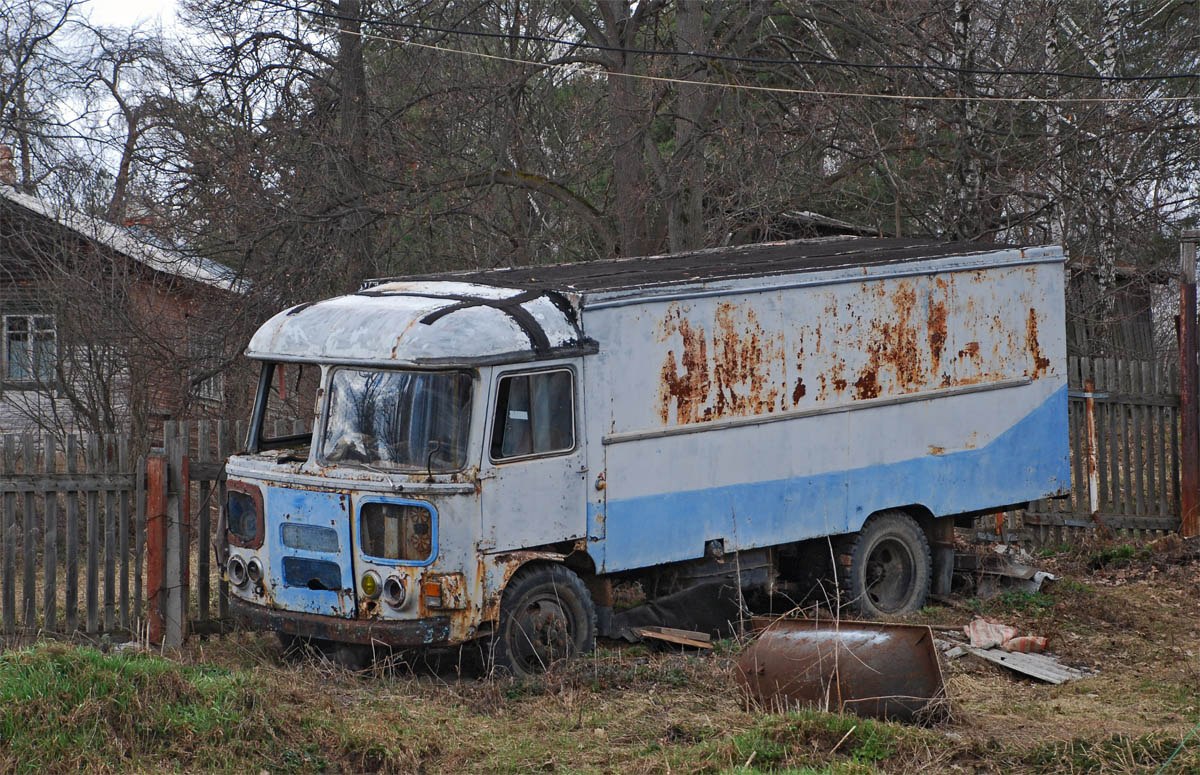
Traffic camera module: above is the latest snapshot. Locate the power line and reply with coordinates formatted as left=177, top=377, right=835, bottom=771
left=307, top=18, right=1198, bottom=105
left=257, top=0, right=1200, bottom=84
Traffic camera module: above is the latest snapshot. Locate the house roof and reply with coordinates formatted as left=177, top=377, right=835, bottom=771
left=0, top=185, right=244, bottom=293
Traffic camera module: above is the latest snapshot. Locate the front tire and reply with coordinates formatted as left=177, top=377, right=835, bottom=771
left=842, top=510, right=932, bottom=617
left=492, top=564, right=595, bottom=676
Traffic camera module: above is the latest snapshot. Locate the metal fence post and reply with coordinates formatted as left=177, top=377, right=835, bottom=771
left=1179, top=230, right=1199, bottom=537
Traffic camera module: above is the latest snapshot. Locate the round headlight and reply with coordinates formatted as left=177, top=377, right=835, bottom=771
left=228, top=555, right=248, bottom=587
left=383, top=575, right=406, bottom=608
left=361, top=570, right=381, bottom=599
left=246, top=557, right=263, bottom=584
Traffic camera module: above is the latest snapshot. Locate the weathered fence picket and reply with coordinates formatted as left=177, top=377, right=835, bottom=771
left=1019, top=355, right=1182, bottom=542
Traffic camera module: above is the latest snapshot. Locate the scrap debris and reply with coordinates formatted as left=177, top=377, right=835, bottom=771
left=964, top=618, right=1048, bottom=653
left=955, top=545, right=1057, bottom=598
left=631, top=626, right=713, bottom=649
left=941, top=617, right=1086, bottom=684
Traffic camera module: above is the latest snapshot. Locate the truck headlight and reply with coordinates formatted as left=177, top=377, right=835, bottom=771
left=226, top=483, right=264, bottom=548
left=228, top=555, right=248, bottom=587
left=246, top=557, right=263, bottom=584
left=383, top=575, right=406, bottom=608
left=361, top=570, right=381, bottom=599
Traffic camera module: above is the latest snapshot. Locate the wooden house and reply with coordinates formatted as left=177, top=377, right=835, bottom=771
left=0, top=184, right=246, bottom=437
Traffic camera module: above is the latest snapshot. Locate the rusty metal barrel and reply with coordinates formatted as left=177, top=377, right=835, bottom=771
left=735, top=618, right=945, bottom=722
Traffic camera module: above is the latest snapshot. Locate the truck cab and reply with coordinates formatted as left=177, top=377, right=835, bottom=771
left=225, top=280, right=599, bottom=672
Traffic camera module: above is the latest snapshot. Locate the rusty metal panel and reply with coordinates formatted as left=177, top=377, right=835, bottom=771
left=582, top=248, right=1069, bottom=572
left=736, top=618, right=944, bottom=721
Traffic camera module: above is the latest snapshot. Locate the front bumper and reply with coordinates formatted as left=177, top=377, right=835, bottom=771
left=231, top=597, right=452, bottom=646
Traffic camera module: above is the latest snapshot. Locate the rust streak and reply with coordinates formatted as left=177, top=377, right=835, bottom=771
left=1026, top=307, right=1051, bottom=378
left=854, top=282, right=923, bottom=400
left=658, top=319, right=711, bottom=425
left=927, top=299, right=948, bottom=374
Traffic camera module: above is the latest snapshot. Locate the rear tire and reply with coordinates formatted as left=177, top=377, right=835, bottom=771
left=491, top=564, right=595, bottom=676
left=842, top=510, right=931, bottom=617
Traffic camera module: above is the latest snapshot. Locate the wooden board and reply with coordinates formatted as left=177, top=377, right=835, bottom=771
left=962, top=645, right=1086, bottom=684
left=632, top=626, right=713, bottom=649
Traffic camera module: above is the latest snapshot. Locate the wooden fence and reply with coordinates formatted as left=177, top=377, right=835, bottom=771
left=0, top=362, right=1186, bottom=643
left=0, top=421, right=247, bottom=644
left=1018, top=356, right=1181, bottom=542
left=0, top=433, right=142, bottom=641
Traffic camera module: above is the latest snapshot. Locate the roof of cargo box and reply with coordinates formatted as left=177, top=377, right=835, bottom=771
left=410, top=236, right=1024, bottom=293
left=247, top=237, right=1060, bottom=368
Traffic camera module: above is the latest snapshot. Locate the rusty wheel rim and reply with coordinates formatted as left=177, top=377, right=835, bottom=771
left=510, top=594, right=573, bottom=671
left=864, top=537, right=916, bottom=613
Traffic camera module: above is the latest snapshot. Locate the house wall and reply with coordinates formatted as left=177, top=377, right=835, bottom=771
left=0, top=199, right=245, bottom=437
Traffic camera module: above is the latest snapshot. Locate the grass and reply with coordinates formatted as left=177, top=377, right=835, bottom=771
left=2, top=542, right=1200, bottom=773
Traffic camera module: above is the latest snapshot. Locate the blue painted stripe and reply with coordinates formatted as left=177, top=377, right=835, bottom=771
left=592, top=385, right=1069, bottom=573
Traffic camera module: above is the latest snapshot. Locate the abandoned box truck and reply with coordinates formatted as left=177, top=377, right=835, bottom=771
left=223, top=237, right=1070, bottom=673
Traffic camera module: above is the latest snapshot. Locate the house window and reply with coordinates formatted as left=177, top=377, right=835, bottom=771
left=4, top=315, right=56, bottom=384
left=194, top=370, right=224, bottom=403
left=189, top=335, right=224, bottom=403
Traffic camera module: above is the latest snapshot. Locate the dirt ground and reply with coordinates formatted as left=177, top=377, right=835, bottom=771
left=160, top=536, right=1200, bottom=774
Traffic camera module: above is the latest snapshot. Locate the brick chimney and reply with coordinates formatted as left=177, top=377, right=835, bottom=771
left=0, top=145, right=14, bottom=186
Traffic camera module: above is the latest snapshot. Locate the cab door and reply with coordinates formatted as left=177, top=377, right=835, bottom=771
left=480, top=364, right=587, bottom=551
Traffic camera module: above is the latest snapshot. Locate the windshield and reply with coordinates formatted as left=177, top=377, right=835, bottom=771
left=321, top=369, right=473, bottom=472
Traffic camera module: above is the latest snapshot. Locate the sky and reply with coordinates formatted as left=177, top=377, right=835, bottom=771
left=82, top=0, right=178, bottom=30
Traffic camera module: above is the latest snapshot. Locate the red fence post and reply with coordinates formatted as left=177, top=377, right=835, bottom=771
left=1179, top=231, right=1199, bottom=538
left=145, top=453, right=167, bottom=645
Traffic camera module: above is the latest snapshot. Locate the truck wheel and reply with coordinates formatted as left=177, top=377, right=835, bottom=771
left=492, top=564, right=595, bottom=676
left=842, top=510, right=931, bottom=617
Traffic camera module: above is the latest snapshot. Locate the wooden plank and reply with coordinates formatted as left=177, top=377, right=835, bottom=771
left=1, top=436, right=14, bottom=633
left=118, top=437, right=130, bottom=630
left=216, top=421, right=229, bottom=622
left=1072, top=357, right=1087, bottom=513
left=85, top=435, right=100, bottom=635
left=1149, top=361, right=1165, bottom=518
left=1159, top=363, right=1174, bottom=518
left=1119, top=360, right=1133, bottom=519
left=632, top=626, right=713, bottom=649
left=22, top=434, right=36, bottom=630
left=1101, top=359, right=1118, bottom=514
left=134, top=455, right=145, bottom=625
left=1022, top=512, right=1180, bottom=531
left=197, top=419, right=211, bottom=623
left=961, top=645, right=1085, bottom=684
left=0, top=475, right=137, bottom=492
left=64, top=436, right=79, bottom=633
left=42, top=435, right=58, bottom=633
left=104, top=437, right=116, bottom=632
left=1132, top=361, right=1145, bottom=517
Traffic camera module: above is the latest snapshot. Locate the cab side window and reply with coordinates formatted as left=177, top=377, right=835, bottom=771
left=490, top=369, right=574, bottom=460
